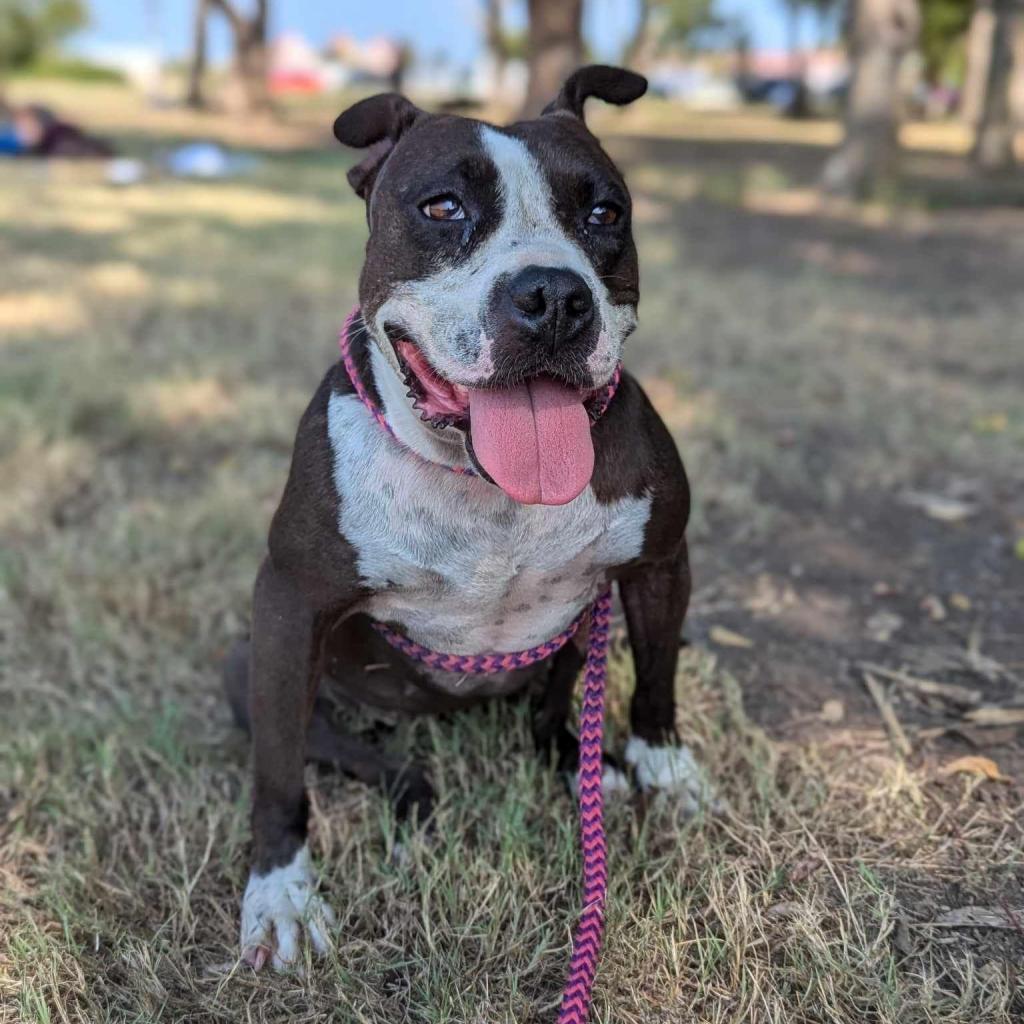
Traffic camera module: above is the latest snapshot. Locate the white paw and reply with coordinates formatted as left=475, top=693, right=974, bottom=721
left=625, top=737, right=723, bottom=816
left=568, top=763, right=632, bottom=801
left=240, top=845, right=336, bottom=971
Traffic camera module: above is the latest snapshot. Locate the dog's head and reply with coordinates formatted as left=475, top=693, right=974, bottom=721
left=334, top=66, right=645, bottom=505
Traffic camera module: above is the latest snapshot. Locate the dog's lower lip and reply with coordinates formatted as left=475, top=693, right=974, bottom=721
left=390, top=335, right=607, bottom=434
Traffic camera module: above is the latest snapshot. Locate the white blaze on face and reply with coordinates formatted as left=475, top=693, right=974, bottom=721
left=372, top=125, right=635, bottom=389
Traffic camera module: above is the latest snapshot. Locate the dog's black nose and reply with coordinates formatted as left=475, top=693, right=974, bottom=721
left=505, top=266, right=594, bottom=344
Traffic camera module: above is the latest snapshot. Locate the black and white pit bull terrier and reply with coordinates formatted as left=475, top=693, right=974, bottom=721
left=224, top=65, right=713, bottom=971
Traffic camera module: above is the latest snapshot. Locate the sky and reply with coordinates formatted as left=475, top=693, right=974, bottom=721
left=74, top=0, right=835, bottom=67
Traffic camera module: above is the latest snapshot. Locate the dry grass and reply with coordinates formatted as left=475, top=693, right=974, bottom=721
left=2, top=83, right=1022, bottom=1023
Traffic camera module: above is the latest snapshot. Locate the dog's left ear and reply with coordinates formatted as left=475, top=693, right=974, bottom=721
left=333, top=93, right=425, bottom=199
left=543, top=65, right=647, bottom=120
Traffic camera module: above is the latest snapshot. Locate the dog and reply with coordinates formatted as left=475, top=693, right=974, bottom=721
left=223, top=65, right=711, bottom=971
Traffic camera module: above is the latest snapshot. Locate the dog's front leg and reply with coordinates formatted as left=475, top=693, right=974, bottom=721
left=620, top=543, right=720, bottom=814
left=241, top=558, right=338, bottom=971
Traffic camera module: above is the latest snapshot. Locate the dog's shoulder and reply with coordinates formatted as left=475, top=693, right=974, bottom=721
left=265, top=362, right=365, bottom=603
left=592, top=370, right=690, bottom=563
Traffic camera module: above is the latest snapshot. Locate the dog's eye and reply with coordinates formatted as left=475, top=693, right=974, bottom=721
left=587, top=203, right=621, bottom=226
left=421, top=195, right=466, bottom=221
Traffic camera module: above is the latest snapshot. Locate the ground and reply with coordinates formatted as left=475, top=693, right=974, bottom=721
left=1, top=83, right=1023, bottom=1024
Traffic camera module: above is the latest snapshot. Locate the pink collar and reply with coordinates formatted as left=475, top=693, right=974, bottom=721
left=339, top=306, right=621, bottom=479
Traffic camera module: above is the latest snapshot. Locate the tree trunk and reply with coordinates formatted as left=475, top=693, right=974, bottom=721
left=820, top=0, right=921, bottom=198
left=186, top=0, right=210, bottom=108
left=785, top=0, right=810, bottom=118
left=207, top=0, right=271, bottom=113
left=971, top=0, right=1021, bottom=170
left=484, top=0, right=508, bottom=95
left=521, top=0, right=584, bottom=118
left=621, top=0, right=652, bottom=69
left=962, top=2, right=996, bottom=124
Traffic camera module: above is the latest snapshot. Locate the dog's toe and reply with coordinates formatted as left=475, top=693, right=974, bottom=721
left=624, top=737, right=724, bottom=815
left=239, top=844, right=336, bottom=972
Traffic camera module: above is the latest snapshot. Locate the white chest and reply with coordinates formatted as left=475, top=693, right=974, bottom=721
left=327, top=392, right=651, bottom=654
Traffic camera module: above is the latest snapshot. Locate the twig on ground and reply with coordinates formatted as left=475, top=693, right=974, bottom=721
left=862, top=671, right=912, bottom=758
left=858, top=662, right=981, bottom=709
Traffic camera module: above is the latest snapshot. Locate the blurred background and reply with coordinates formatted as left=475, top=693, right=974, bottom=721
left=2, top=2, right=1023, bottom=1022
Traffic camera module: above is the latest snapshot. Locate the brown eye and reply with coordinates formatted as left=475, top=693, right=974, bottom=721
left=421, top=195, right=465, bottom=221
left=587, top=203, right=620, bottom=226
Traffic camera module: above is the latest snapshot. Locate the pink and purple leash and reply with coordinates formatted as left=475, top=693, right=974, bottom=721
left=339, top=310, right=615, bottom=1023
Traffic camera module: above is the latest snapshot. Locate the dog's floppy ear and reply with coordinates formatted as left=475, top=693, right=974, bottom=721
left=333, top=93, right=424, bottom=199
left=543, top=65, right=647, bottom=120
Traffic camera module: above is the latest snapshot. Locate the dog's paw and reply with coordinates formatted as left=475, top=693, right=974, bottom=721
left=625, top=737, right=724, bottom=816
left=240, top=845, right=336, bottom=972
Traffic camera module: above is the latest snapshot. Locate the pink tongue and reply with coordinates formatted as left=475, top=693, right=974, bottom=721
left=467, top=378, right=594, bottom=506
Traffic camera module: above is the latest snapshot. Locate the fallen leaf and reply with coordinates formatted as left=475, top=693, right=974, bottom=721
left=821, top=699, right=845, bottom=724
left=920, top=595, right=946, bottom=621
left=709, top=626, right=753, bottom=649
left=866, top=611, right=903, bottom=643
left=964, top=706, right=1024, bottom=727
left=939, top=755, right=1009, bottom=782
left=949, top=593, right=971, bottom=612
left=1015, top=537, right=1024, bottom=561
left=893, top=917, right=914, bottom=956
left=972, top=412, right=1008, bottom=434
left=901, top=491, right=978, bottom=523
left=931, top=906, right=1024, bottom=929
left=766, top=901, right=802, bottom=920
left=788, top=857, right=823, bottom=884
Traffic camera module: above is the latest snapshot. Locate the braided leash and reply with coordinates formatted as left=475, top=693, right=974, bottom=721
left=374, top=589, right=612, bottom=1024
left=339, top=310, right=615, bottom=1023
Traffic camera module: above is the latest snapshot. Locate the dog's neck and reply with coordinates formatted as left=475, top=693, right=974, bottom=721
left=367, top=342, right=472, bottom=471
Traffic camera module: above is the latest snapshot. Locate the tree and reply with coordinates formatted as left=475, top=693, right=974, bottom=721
left=920, top=0, right=973, bottom=86
left=521, top=0, right=583, bottom=118
left=186, top=0, right=270, bottom=113
left=622, top=0, right=717, bottom=68
left=0, top=0, right=86, bottom=74
left=820, top=0, right=922, bottom=198
left=483, top=0, right=509, bottom=94
left=187, top=0, right=212, bottom=108
left=970, top=0, right=1022, bottom=169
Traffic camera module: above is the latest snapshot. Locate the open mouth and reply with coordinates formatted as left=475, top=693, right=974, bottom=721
left=393, top=337, right=602, bottom=506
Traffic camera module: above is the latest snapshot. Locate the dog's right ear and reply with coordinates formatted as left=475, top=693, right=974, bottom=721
left=333, top=93, right=424, bottom=199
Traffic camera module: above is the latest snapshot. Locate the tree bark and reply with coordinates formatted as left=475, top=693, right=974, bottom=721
left=962, top=2, right=996, bottom=124
left=971, top=0, right=1021, bottom=170
left=785, top=0, right=810, bottom=118
left=484, top=0, right=509, bottom=95
left=208, top=0, right=271, bottom=113
left=521, top=0, right=584, bottom=118
left=621, top=0, right=652, bottom=69
left=820, top=0, right=921, bottom=198
left=187, top=0, right=211, bottom=108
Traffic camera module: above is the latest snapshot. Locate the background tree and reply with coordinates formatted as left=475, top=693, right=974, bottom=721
left=920, top=0, right=973, bottom=87
left=186, top=0, right=270, bottom=113
left=187, top=0, right=211, bottom=108
left=0, top=0, right=86, bottom=75
left=622, top=0, right=717, bottom=69
left=820, top=0, right=922, bottom=197
left=521, top=0, right=583, bottom=117
left=970, top=0, right=1022, bottom=169
left=483, top=0, right=510, bottom=94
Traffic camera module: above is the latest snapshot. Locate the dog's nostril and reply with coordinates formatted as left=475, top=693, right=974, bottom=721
left=514, top=285, right=546, bottom=318
left=567, top=287, right=593, bottom=316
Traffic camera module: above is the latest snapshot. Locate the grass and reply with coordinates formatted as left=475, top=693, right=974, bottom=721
left=2, top=82, right=1023, bottom=1023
